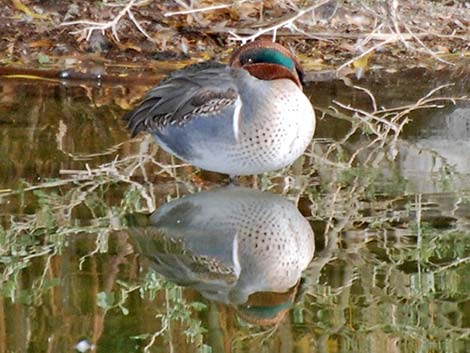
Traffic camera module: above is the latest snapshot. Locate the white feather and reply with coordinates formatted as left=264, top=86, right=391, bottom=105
left=232, top=96, right=242, bottom=142
left=231, top=232, right=241, bottom=277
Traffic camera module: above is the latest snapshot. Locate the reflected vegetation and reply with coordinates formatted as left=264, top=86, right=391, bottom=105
left=0, top=66, right=469, bottom=353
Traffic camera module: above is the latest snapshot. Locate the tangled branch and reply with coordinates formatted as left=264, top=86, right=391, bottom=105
left=228, top=0, right=333, bottom=43
left=61, top=0, right=152, bottom=42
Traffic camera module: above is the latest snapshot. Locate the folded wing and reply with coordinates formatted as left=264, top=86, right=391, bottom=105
left=125, top=61, right=240, bottom=136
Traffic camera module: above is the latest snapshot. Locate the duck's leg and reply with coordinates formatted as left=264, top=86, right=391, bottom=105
left=252, top=175, right=258, bottom=189
left=228, top=174, right=238, bottom=185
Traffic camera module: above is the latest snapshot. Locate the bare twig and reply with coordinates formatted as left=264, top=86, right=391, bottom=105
left=336, top=37, right=398, bottom=75
left=61, top=0, right=152, bottom=42
left=165, top=0, right=249, bottom=17
left=402, top=21, right=455, bottom=66
left=228, top=0, right=334, bottom=43
left=389, top=0, right=455, bottom=65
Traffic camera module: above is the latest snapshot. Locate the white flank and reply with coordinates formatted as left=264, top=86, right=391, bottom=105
left=232, top=96, right=242, bottom=142
left=231, top=232, right=241, bottom=277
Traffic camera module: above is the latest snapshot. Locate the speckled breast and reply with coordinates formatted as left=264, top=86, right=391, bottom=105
left=227, top=78, right=316, bottom=175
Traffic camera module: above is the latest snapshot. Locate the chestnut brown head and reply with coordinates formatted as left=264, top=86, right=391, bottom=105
left=230, top=40, right=305, bottom=88
left=235, top=280, right=300, bottom=326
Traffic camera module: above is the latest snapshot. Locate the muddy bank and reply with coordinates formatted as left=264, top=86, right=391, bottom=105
left=1, top=0, right=469, bottom=75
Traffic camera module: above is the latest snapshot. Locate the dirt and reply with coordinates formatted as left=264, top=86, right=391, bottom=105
left=0, top=0, right=469, bottom=80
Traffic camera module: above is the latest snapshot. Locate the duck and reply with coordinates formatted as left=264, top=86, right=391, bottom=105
left=128, top=186, right=314, bottom=308
left=125, top=40, right=315, bottom=176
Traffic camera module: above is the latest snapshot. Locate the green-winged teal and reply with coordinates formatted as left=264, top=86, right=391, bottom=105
left=128, top=186, right=314, bottom=308
left=126, top=40, right=315, bottom=176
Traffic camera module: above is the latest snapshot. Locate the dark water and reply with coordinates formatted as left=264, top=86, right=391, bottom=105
left=0, top=65, right=469, bottom=353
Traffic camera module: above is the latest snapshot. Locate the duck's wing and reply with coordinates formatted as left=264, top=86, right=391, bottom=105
left=125, top=61, right=241, bottom=137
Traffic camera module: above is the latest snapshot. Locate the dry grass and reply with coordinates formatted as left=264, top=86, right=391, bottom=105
left=57, top=0, right=470, bottom=69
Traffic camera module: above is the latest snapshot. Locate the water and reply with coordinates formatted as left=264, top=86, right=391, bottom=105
left=0, top=65, right=469, bottom=353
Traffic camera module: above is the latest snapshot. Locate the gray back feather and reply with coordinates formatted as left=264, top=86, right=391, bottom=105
left=125, top=61, right=240, bottom=136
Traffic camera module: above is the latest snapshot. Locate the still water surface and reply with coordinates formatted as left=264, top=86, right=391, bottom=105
left=0, top=65, right=469, bottom=353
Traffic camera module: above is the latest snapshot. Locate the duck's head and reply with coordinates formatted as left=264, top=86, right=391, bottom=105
left=235, top=281, right=300, bottom=326
left=229, top=40, right=305, bottom=89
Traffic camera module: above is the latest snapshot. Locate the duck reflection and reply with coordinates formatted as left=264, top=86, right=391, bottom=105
left=129, top=186, right=314, bottom=325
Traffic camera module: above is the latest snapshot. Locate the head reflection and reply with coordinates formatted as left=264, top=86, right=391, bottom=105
left=130, top=186, right=314, bottom=325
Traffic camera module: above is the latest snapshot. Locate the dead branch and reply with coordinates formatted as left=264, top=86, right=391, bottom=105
left=164, top=0, right=249, bottom=17
left=228, top=0, right=335, bottom=43
left=61, top=0, right=152, bottom=42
